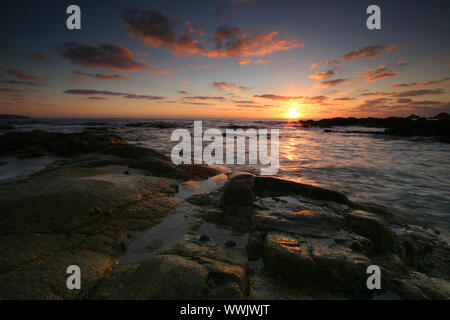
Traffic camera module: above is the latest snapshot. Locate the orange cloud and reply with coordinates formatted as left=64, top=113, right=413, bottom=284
left=308, top=69, right=335, bottom=80
left=310, top=59, right=339, bottom=69
left=123, top=9, right=301, bottom=59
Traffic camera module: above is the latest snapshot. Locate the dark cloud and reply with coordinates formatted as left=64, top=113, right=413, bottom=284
left=391, top=77, right=450, bottom=88
left=333, top=97, right=355, bottom=101
left=359, top=65, right=399, bottom=82
left=342, top=45, right=401, bottom=61
left=253, top=94, right=303, bottom=101
left=30, top=52, right=49, bottom=60
left=182, top=96, right=226, bottom=101
left=87, top=96, right=109, bottom=100
left=72, top=71, right=130, bottom=81
left=122, top=8, right=176, bottom=47
left=316, top=78, right=353, bottom=88
left=64, top=89, right=165, bottom=100
left=0, top=88, right=23, bottom=93
left=59, top=43, right=146, bottom=71
left=177, top=90, right=188, bottom=94
left=1, top=80, right=41, bottom=86
left=391, top=89, right=445, bottom=97
left=7, top=68, right=45, bottom=81
left=312, top=45, right=402, bottom=68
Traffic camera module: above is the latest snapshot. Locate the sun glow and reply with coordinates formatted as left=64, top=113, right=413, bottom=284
left=287, top=108, right=299, bottom=119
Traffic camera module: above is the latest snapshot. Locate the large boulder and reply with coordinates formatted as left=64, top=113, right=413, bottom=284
left=254, top=176, right=351, bottom=205
left=345, top=210, right=398, bottom=253
left=263, top=232, right=371, bottom=294
left=94, top=254, right=209, bottom=299
left=222, top=172, right=255, bottom=220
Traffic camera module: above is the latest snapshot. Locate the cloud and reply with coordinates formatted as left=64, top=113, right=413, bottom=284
left=386, top=45, right=403, bottom=52
left=123, top=9, right=301, bottom=59
left=391, top=77, right=450, bottom=88
left=1, top=80, right=42, bottom=86
left=7, top=68, right=46, bottom=82
left=310, top=44, right=402, bottom=72
left=302, top=96, right=328, bottom=104
left=123, top=8, right=176, bottom=47
left=177, top=90, right=188, bottom=94
left=310, top=59, right=339, bottom=69
left=87, top=96, right=109, bottom=100
left=360, top=92, right=395, bottom=97
left=189, top=64, right=215, bottom=70
left=333, top=97, right=355, bottom=101
left=59, top=43, right=146, bottom=71
left=147, top=68, right=184, bottom=75
left=63, top=89, right=165, bottom=100
left=237, top=59, right=270, bottom=65
left=212, top=81, right=235, bottom=91
left=0, top=88, right=23, bottom=93
left=359, top=65, right=399, bottom=82
left=391, top=88, right=445, bottom=97
left=182, top=96, right=227, bottom=101
left=308, top=69, right=335, bottom=80
left=30, top=52, right=49, bottom=60
left=315, top=78, right=353, bottom=88
left=211, top=26, right=301, bottom=58
left=253, top=94, right=303, bottom=101
left=342, top=44, right=401, bottom=61
left=72, top=71, right=130, bottom=81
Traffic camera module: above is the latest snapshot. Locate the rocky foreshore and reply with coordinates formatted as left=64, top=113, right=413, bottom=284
left=0, top=130, right=449, bottom=299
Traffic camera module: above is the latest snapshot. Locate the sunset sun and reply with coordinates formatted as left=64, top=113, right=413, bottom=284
left=287, top=108, right=300, bottom=119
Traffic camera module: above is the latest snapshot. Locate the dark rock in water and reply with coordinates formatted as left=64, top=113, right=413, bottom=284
left=179, top=164, right=221, bottom=179
left=254, top=176, right=351, bottom=205
left=222, top=172, right=255, bottom=219
left=0, top=114, right=29, bottom=120
left=406, top=114, right=423, bottom=121
left=0, top=130, right=119, bottom=158
left=199, top=235, right=210, bottom=242
left=125, top=121, right=181, bottom=129
left=430, top=112, right=450, bottom=120
left=300, top=116, right=450, bottom=141
left=0, top=124, right=15, bottom=130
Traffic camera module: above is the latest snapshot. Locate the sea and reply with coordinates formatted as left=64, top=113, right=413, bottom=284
left=1, top=117, right=449, bottom=238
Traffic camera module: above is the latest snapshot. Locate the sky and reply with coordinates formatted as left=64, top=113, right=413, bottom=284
left=0, top=0, right=449, bottom=118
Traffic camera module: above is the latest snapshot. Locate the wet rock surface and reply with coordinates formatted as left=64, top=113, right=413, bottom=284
left=0, top=131, right=448, bottom=299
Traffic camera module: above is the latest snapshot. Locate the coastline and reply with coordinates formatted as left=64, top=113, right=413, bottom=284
left=0, top=130, right=448, bottom=299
